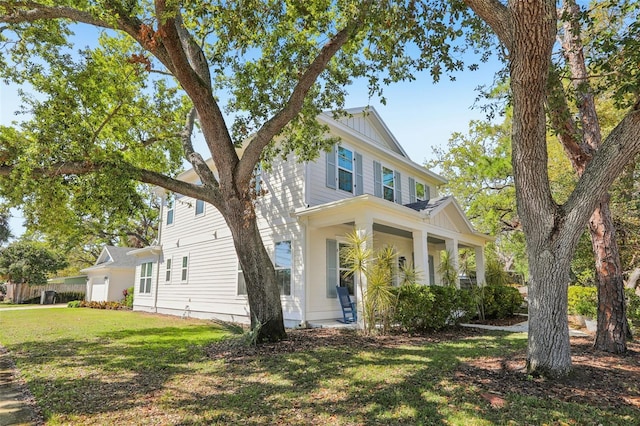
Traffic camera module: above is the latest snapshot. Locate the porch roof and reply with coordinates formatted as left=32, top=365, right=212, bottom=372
left=294, top=194, right=493, bottom=245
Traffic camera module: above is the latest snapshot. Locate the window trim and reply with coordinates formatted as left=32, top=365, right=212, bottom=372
left=166, top=197, right=175, bottom=226
left=382, top=165, right=395, bottom=202
left=415, top=180, right=427, bottom=202
left=180, top=255, right=189, bottom=283
left=338, top=242, right=356, bottom=297
left=337, top=146, right=354, bottom=194
left=139, top=262, right=153, bottom=294
left=165, top=257, right=172, bottom=283
left=237, top=261, right=247, bottom=296
left=195, top=199, right=205, bottom=217
left=274, top=241, right=292, bottom=296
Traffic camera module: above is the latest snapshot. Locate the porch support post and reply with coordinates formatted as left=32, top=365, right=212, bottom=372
left=445, top=238, right=460, bottom=288
left=474, top=246, right=486, bottom=287
left=412, top=229, right=429, bottom=285
left=354, top=214, right=373, bottom=330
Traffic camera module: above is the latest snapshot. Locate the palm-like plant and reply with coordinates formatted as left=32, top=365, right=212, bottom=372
left=437, top=250, right=458, bottom=287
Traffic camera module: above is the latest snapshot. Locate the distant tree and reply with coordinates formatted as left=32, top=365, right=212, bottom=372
left=0, top=240, right=67, bottom=285
left=0, top=212, right=10, bottom=246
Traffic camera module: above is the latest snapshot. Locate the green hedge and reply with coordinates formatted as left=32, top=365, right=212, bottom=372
left=477, top=285, right=524, bottom=319
left=392, top=284, right=475, bottom=332
left=625, top=289, right=640, bottom=325
left=567, top=286, right=597, bottom=318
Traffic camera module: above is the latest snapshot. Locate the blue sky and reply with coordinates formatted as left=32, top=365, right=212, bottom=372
left=0, top=24, right=504, bottom=238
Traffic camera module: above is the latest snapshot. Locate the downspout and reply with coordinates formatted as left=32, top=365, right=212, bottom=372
left=153, top=193, right=165, bottom=312
left=302, top=162, right=310, bottom=327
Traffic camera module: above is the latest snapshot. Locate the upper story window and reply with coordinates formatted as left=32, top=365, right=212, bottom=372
left=338, top=147, right=354, bottom=193
left=382, top=166, right=394, bottom=202
left=195, top=199, right=205, bottom=216
left=409, top=177, right=431, bottom=203
left=374, top=161, right=402, bottom=204
left=326, top=145, right=363, bottom=195
left=253, top=163, right=263, bottom=195
left=274, top=241, right=292, bottom=296
left=166, top=195, right=174, bottom=226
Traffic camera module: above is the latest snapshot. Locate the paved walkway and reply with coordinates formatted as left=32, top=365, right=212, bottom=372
left=0, top=305, right=61, bottom=425
left=461, top=320, right=590, bottom=337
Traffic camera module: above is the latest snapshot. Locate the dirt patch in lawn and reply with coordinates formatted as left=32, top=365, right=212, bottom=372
left=468, top=315, right=528, bottom=327
left=455, top=336, right=640, bottom=410
left=206, top=327, right=640, bottom=411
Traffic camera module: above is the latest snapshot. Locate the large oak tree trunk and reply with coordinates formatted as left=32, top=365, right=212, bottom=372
left=526, top=244, right=573, bottom=376
left=589, top=200, right=629, bottom=352
left=509, top=0, right=575, bottom=376
left=223, top=197, right=286, bottom=343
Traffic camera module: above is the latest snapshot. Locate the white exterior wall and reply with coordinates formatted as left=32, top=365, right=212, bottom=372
left=106, top=269, right=136, bottom=302
left=132, top=253, right=159, bottom=310
left=140, top=155, right=307, bottom=326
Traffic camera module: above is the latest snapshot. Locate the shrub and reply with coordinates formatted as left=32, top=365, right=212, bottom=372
left=79, top=300, right=122, bottom=310
left=67, top=300, right=82, bottom=308
left=56, top=292, right=86, bottom=303
left=476, top=285, right=524, bottom=319
left=625, top=289, right=640, bottom=325
left=392, top=284, right=475, bottom=333
left=122, top=287, right=134, bottom=309
left=567, top=286, right=597, bottom=318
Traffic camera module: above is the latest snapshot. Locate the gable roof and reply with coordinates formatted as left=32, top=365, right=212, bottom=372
left=318, top=107, right=447, bottom=186
left=331, top=107, right=409, bottom=157
left=80, top=246, right=137, bottom=272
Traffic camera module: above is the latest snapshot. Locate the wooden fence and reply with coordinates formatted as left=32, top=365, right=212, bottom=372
left=5, top=282, right=86, bottom=304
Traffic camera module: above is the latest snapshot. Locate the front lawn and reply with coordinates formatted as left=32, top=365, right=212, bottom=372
left=0, top=308, right=637, bottom=425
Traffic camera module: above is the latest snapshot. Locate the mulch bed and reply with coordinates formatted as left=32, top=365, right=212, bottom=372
left=456, top=336, right=640, bottom=410
left=206, top=326, right=640, bottom=410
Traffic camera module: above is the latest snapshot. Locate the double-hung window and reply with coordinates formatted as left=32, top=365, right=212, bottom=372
left=139, top=262, right=152, bottom=294
left=338, top=243, right=355, bottom=296
left=253, top=163, right=263, bottom=195
left=409, top=177, right=429, bottom=203
left=274, top=241, right=292, bottom=296
left=181, top=256, right=189, bottom=282
left=195, top=199, right=205, bottom=216
left=338, top=147, right=354, bottom=193
left=415, top=181, right=427, bottom=201
left=166, top=195, right=174, bottom=226
left=382, top=166, right=395, bottom=202
left=165, top=258, right=172, bottom=282
left=237, top=262, right=247, bottom=295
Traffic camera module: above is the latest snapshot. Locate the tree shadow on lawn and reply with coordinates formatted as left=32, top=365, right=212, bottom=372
left=158, top=331, right=524, bottom=424
left=7, top=325, right=221, bottom=419
left=166, top=330, right=639, bottom=425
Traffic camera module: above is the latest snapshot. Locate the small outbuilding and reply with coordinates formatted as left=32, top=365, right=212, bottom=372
left=81, top=246, right=136, bottom=302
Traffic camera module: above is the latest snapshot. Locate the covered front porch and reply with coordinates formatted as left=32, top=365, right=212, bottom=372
left=295, top=194, right=492, bottom=327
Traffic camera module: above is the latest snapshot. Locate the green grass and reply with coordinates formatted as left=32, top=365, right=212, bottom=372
left=0, top=308, right=636, bottom=425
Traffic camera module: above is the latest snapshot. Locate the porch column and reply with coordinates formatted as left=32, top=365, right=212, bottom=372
left=412, top=229, right=429, bottom=285
left=445, top=238, right=460, bottom=288
left=354, top=214, right=373, bottom=330
left=474, top=246, right=486, bottom=286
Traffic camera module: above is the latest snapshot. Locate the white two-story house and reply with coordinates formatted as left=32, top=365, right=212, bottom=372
left=129, top=107, right=491, bottom=327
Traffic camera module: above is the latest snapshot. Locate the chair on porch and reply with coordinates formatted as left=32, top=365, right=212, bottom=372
left=336, top=286, right=357, bottom=323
